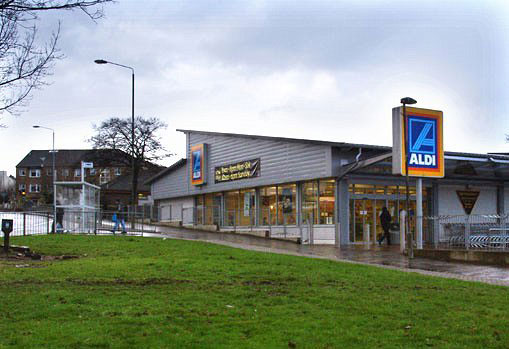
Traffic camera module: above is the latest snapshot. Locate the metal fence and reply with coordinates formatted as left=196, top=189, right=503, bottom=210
left=424, top=214, right=509, bottom=250
left=0, top=209, right=160, bottom=237
left=177, top=206, right=313, bottom=239
left=0, top=211, right=54, bottom=237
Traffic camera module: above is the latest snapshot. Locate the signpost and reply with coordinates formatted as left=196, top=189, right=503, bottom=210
left=2, top=219, right=13, bottom=253
left=457, top=191, right=480, bottom=215
left=393, top=104, right=444, bottom=256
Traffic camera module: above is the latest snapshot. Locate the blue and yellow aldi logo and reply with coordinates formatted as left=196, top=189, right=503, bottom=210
left=392, top=107, right=444, bottom=178
left=190, top=143, right=207, bottom=185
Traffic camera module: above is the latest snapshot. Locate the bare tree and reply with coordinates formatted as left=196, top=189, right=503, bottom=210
left=89, top=116, right=171, bottom=207
left=0, top=0, right=112, bottom=117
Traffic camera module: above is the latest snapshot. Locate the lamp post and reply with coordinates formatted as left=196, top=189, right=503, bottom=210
left=94, top=59, right=136, bottom=218
left=33, top=125, right=56, bottom=232
left=400, top=97, right=417, bottom=259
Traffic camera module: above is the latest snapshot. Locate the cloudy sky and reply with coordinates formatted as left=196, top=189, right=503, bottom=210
left=1, top=0, right=508, bottom=174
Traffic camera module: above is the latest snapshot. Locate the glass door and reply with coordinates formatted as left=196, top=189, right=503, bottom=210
left=353, top=199, right=364, bottom=242
left=374, top=199, right=386, bottom=243
left=352, top=199, right=376, bottom=243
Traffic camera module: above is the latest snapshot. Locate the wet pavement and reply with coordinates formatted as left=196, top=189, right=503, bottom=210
left=141, top=226, right=509, bottom=287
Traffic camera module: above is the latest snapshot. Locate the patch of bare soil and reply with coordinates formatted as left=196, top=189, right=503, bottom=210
left=0, top=245, right=79, bottom=267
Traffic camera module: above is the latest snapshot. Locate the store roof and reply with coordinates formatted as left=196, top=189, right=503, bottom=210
left=176, top=129, right=391, bottom=151
left=177, top=129, right=509, bottom=161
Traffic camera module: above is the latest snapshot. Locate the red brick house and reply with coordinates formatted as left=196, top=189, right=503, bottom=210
left=15, top=149, right=160, bottom=208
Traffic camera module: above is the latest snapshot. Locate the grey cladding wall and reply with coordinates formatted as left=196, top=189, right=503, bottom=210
left=152, top=131, right=333, bottom=199
left=186, top=132, right=332, bottom=195
left=151, top=161, right=188, bottom=200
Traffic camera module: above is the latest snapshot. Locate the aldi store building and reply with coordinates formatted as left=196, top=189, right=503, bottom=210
left=147, top=128, right=509, bottom=245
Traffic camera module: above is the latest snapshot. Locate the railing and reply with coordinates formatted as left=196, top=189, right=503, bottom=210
left=0, top=211, right=53, bottom=236
left=175, top=206, right=325, bottom=240
left=423, top=214, right=509, bottom=250
left=0, top=209, right=160, bottom=236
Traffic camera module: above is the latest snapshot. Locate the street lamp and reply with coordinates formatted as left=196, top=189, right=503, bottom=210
left=94, top=59, right=136, bottom=216
left=400, top=97, right=417, bottom=259
left=33, top=125, right=56, bottom=232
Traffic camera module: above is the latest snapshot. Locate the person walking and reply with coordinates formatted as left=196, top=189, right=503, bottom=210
left=111, top=200, right=127, bottom=234
left=378, top=206, right=392, bottom=246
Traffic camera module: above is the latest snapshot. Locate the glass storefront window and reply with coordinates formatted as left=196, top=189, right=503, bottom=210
left=239, top=189, right=256, bottom=226
left=353, top=184, right=375, bottom=195
left=260, top=186, right=277, bottom=225
left=278, top=184, right=296, bottom=225
left=319, top=180, right=335, bottom=224
left=196, top=195, right=204, bottom=224
left=204, top=193, right=222, bottom=225
left=375, top=185, right=385, bottom=195
left=224, top=191, right=239, bottom=226
left=386, top=186, right=398, bottom=196
left=302, top=181, right=318, bottom=225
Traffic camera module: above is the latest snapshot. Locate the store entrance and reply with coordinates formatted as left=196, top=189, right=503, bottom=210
left=352, top=199, right=407, bottom=244
left=349, top=184, right=424, bottom=245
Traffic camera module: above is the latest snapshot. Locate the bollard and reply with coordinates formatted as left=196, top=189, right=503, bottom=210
left=363, top=223, right=370, bottom=246
left=2, top=219, right=13, bottom=253
left=400, top=211, right=406, bottom=254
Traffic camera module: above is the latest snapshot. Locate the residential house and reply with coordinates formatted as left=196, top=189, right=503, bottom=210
left=16, top=149, right=131, bottom=206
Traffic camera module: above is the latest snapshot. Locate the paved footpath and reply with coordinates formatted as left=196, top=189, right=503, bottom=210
left=143, top=227, right=509, bottom=287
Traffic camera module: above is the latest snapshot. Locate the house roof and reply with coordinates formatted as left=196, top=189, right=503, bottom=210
left=144, top=158, right=187, bottom=185
left=16, top=149, right=131, bottom=168
left=101, top=165, right=164, bottom=192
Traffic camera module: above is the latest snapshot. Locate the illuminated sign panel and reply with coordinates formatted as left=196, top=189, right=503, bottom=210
left=215, top=159, right=260, bottom=183
left=190, top=144, right=207, bottom=186
left=392, top=107, right=444, bottom=178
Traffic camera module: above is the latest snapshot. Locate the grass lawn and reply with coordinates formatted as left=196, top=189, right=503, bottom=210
left=0, top=235, right=507, bottom=348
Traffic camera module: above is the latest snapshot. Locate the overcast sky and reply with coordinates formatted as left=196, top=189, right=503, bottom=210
left=1, top=0, right=508, bottom=175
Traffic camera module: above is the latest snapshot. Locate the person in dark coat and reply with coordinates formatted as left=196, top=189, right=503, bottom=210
left=112, top=200, right=127, bottom=234
left=378, top=207, right=392, bottom=245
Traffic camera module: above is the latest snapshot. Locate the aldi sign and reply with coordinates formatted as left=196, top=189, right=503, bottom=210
left=392, top=106, right=444, bottom=178
left=190, top=143, right=207, bottom=186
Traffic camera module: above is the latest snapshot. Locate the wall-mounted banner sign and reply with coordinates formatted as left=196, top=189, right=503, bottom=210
left=190, top=144, right=207, bottom=186
left=215, top=159, right=260, bottom=183
left=392, top=106, right=444, bottom=178
left=456, top=190, right=480, bottom=215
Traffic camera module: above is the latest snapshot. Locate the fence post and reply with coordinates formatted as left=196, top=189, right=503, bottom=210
left=268, top=209, right=272, bottom=238
left=464, top=215, right=470, bottom=249
left=23, top=212, right=26, bottom=236
left=47, top=212, right=50, bottom=234
left=308, top=211, right=313, bottom=244
left=504, top=215, right=508, bottom=251
left=283, top=214, right=287, bottom=238
left=142, top=209, right=145, bottom=234
left=248, top=208, right=251, bottom=232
